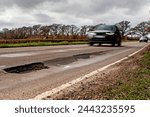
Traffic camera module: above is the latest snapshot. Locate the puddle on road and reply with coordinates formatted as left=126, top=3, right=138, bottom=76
left=3, top=50, right=107, bottom=74
left=4, top=62, right=49, bottom=73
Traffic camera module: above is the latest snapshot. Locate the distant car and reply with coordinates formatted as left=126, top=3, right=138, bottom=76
left=139, top=36, right=148, bottom=43
left=87, top=24, right=121, bottom=46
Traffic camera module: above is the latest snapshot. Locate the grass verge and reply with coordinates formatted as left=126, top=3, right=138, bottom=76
left=104, top=50, right=150, bottom=100
left=0, top=41, right=88, bottom=48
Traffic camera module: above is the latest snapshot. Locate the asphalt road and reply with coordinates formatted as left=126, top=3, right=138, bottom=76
left=0, top=42, right=148, bottom=99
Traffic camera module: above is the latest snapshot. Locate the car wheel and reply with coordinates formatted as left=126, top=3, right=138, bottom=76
left=112, top=43, right=115, bottom=46
left=89, top=42, right=93, bottom=46
left=117, top=41, right=121, bottom=47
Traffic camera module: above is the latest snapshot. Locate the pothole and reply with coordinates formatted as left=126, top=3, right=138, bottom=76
left=73, top=51, right=107, bottom=59
left=45, top=51, right=107, bottom=66
left=45, top=57, right=76, bottom=66
left=3, top=50, right=108, bottom=73
left=45, top=54, right=91, bottom=66
left=4, top=62, right=49, bottom=73
left=74, top=54, right=90, bottom=59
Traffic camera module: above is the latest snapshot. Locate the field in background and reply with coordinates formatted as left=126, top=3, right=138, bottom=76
left=0, top=36, right=139, bottom=48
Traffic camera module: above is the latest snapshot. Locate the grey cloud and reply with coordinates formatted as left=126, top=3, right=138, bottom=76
left=0, top=20, right=14, bottom=28
left=15, top=0, right=67, bottom=8
left=0, top=7, right=5, bottom=13
left=0, top=0, right=150, bottom=30
left=0, top=0, right=65, bottom=9
left=34, top=13, right=54, bottom=23
left=0, top=0, right=149, bottom=14
left=92, top=0, right=149, bottom=13
left=50, top=0, right=149, bottom=16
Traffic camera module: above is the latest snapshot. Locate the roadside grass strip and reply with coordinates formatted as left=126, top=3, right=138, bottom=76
left=103, top=49, right=150, bottom=99
left=0, top=41, right=87, bottom=48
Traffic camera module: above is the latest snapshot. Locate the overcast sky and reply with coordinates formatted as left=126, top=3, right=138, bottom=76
left=0, top=0, right=150, bottom=30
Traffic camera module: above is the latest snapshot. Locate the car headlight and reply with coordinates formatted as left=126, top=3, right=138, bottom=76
left=87, top=32, right=96, bottom=38
left=106, top=32, right=114, bottom=35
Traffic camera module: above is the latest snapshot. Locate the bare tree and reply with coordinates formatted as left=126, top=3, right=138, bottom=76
left=147, top=20, right=150, bottom=32
left=2, top=28, right=9, bottom=39
left=79, top=25, right=89, bottom=35
left=40, top=26, right=51, bottom=39
left=0, top=23, right=90, bottom=41
left=116, top=21, right=131, bottom=37
left=132, top=21, right=149, bottom=36
left=32, top=25, right=41, bottom=38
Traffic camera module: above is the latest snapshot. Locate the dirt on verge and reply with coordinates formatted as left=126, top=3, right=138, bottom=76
left=44, top=45, right=150, bottom=100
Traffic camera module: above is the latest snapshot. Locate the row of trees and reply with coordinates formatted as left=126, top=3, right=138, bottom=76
left=0, top=24, right=91, bottom=41
left=0, top=20, right=149, bottom=41
left=116, top=20, right=150, bottom=38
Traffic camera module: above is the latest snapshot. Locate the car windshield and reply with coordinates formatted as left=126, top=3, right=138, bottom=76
left=94, top=25, right=116, bottom=31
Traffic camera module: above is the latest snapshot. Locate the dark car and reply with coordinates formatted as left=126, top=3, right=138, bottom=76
left=87, top=24, right=121, bottom=46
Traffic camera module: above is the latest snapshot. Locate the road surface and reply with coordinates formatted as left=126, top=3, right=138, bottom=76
left=0, top=42, right=148, bottom=99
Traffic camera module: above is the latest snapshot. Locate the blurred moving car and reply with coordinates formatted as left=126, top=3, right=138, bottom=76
left=139, top=36, right=148, bottom=43
left=87, top=24, right=121, bottom=46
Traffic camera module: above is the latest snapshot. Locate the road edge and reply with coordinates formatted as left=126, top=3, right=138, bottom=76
left=32, top=43, right=150, bottom=100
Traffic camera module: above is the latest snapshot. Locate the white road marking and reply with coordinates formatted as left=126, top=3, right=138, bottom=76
left=0, top=48, right=80, bottom=58
left=64, top=65, right=71, bottom=69
left=0, top=53, right=35, bottom=58
left=49, top=49, right=80, bottom=53
left=50, top=50, right=68, bottom=52
left=32, top=43, right=150, bottom=100
left=0, top=65, right=6, bottom=69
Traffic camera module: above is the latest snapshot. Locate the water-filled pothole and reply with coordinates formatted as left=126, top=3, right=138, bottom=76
left=4, top=62, right=49, bottom=73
